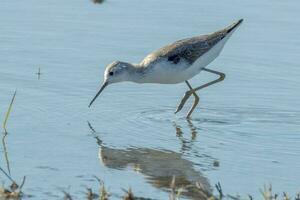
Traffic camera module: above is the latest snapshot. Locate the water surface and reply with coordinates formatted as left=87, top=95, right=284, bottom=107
left=0, top=0, right=300, bottom=199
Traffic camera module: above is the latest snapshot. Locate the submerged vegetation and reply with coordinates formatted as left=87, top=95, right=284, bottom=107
left=1, top=166, right=299, bottom=200
left=44, top=181, right=300, bottom=200
left=0, top=175, right=25, bottom=200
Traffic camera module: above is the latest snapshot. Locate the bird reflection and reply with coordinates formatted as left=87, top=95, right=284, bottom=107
left=173, top=119, right=198, bottom=155
left=87, top=121, right=213, bottom=199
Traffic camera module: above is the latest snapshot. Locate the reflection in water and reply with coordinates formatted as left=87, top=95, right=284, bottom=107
left=2, top=132, right=11, bottom=175
left=88, top=122, right=213, bottom=199
left=173, top=120, right=216, bottom=170
left=99, top=147, right=212, bottom=199
left=174, top=120, right=198, bottom=155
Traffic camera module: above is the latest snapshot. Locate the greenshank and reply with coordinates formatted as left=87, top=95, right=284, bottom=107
left=89, top=19, right=243, bottom=118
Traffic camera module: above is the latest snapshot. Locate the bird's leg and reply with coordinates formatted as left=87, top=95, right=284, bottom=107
left=193, top=68, right=225, bottom=92
left=174, top=81, right=199, bottom=116
left=174, top=88, right=193, bottom=114
left=185, top=81, right=200, bottom=118
left=174, top=68, right=225, bottom=117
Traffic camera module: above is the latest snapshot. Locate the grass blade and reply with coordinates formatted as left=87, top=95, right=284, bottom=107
left=3, top=90, right=17, bottom=133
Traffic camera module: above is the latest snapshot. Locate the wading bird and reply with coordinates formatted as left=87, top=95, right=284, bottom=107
left=89, top=19, right=243, bottom=118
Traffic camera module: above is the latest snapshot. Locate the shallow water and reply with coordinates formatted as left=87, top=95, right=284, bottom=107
left=0, top=0, right=300, bottom=199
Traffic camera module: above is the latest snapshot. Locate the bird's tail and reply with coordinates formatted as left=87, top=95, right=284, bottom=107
left=226, top=19, right=244, bottom=34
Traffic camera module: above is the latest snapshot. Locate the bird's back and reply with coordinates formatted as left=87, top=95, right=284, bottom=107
left=140, top=19, right=243, bottom=67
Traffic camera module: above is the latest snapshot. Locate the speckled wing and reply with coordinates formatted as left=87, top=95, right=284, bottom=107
left=141, top=19, right=243, bottom=66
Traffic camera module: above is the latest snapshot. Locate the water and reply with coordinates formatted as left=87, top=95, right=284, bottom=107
left=0, top=0, right=300, bottom=199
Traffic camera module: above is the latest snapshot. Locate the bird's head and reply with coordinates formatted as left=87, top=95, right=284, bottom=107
left=89, top=61, right=133, bottom=107
left=104, top=61, right=132, bottom=84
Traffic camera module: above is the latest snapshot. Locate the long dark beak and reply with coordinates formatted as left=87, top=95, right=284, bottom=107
left=89, top=81, right=108, bottom=107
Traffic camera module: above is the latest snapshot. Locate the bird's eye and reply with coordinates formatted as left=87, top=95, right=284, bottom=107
left=109, top=71, right=114, bottom=76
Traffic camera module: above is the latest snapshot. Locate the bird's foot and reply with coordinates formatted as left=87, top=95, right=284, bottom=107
left=174, top=90, right=193, bottom=114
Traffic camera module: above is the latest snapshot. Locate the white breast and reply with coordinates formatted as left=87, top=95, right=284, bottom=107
left=139, top=60, right=192, bottom=84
